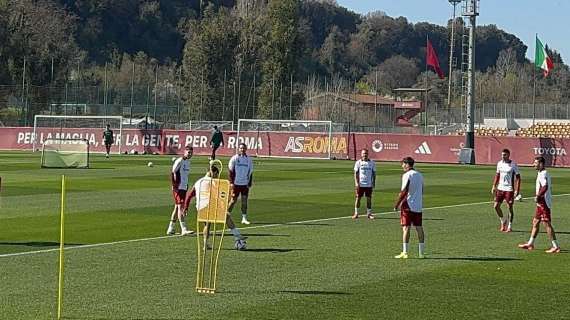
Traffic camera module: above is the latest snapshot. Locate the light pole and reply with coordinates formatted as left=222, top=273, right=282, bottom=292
left=447, top=0, right=462, bottom=120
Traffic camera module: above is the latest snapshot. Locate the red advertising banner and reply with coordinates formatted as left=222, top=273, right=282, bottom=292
left=1, top=127, right=569, bottom=167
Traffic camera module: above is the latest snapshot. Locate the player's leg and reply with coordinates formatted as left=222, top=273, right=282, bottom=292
left=395, top=207, right=411, bottom=259
left=353, top=191, right=362, bottom=219
left=202, top=223, right=211, bottom=250
left=365, top=191, right=374, bottom=219
left=227, top=190, right=239, bottom=213
left=105, top=144, right=111, bottom=158
left=493, top=193, right=507, bottom=231
left=414, top=213, right=425, bottom=258
left=240, top=194, right=250, bottom=225
left=518, top=218, right=540, bottom=250
left=167, top=204, right=178, bottom=235
left=177, top=203, right=193, bottom=235
left=544, top=220, right=560, bottom=253
left=505, top=192, right=515, bottom=232
left=226, top=213, right=247, bottom=249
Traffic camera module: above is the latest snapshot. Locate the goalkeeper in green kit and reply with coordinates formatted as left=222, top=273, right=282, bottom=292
left=209, top=126, right=224, bottom=160
left=103, top=124, right=114, bottom=158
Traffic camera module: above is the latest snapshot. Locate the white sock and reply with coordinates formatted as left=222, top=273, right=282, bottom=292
left=507, top=222, right=512, bottom=229
left=354, top=207, right=359, bottom=214
left=402, top=243, right=409, bottom=254
left=528, top=237, right=535, bottom=245
left=242, top=214, right=248, bottom=220
left=230, top=228, right=242, bottom=240
left=168, top=221, right=176, bottom=230
left=419, top=243, right=425, bottom=255
left=552, top=240, right=560, bottom=248
left=366, top=208, right=373, bottom=215
left=179, top=219, right=187, bottom=232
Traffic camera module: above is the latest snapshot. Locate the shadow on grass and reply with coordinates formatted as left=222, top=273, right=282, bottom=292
left=234, top=248, right=304, bottom=253
left=0, top=241, right=84, bottom=248
left=428, top=256, right=522, bottom=262
left=242, top=233, right=291, bottom=238
left=287, top=223, right=333, bottom=226
left=278, top=290, right=350, bottom=295
left=510, top=230, right=570, bottom=235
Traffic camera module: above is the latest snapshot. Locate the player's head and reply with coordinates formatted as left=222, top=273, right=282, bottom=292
left=534, top=156, right=546, bottom=171
left=401, top=156, right=415, bottom=171
left=238, top=143, right=247, bottom=155
left=208, top=164, right=220, bottom=178
left=183, top=145, right=194, bottom=159
left=361, top=149, right=369, bottom=161
left=501, top=149, right=510, bottom=161
left=106, top=124, right=110, bottom=129
left=213, top=125, right=218, bottom=130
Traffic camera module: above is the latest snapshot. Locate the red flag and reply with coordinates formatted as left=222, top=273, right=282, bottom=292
left=427, top=39, right=445, bottom=79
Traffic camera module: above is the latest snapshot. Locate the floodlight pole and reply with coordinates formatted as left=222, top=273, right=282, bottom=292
left=447, top=0, right=461, bottom=121
left=463, top=0, right=478, bottom=163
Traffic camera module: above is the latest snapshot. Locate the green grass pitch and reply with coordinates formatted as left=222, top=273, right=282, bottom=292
left=1, top=151, right=569, bottom=319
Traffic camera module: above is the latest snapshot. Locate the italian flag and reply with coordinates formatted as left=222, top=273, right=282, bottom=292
left=535, top=36, right=554, bottom=77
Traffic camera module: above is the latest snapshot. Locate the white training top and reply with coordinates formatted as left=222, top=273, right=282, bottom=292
left=229, top=154, right=254, bottom=186
left=401, top=169, right=423, bottom=212
left=354, top=159, right=376, bottom=188
left=496, top=160, right=520, bottom=192
left=172, top=157, right=191, bottom=190
left=536, top=170, right=552, bottom=209
left=193, top=177, right=212, bottom=211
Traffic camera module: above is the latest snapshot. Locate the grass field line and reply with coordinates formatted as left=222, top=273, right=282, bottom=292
left=2, top=193, right=569, bottom=259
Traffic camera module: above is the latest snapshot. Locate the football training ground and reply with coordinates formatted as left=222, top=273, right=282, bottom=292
left=1, top=151, right=569, bottom=319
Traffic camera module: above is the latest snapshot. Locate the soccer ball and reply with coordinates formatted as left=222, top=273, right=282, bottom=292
left=234, top=239, right=247, bottom=251
left=147, top=162, right=153, bottom=167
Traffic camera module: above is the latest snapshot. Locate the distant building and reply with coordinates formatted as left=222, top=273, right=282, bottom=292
left=300, top=93, right=395, bottom=131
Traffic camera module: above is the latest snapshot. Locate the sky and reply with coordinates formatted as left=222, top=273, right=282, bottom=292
left=336, top=0, right=568, bottom=63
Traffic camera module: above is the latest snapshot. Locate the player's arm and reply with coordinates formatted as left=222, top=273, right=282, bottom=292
left=514, top=174, right=521, bottom=196
left=353, top=162, right=359, bottom=187
left=248, top=159, right=254, bottom=187
left=228, top=157, right=236, bottom=185
left=372, top=165, right=376, bottom=189
left=491, top=173, right=499, bottom=193
left=183, top=187, right=197, bottom=214
left=535, top=174, right=548, bottom=203
left=394, top=180, right=410, bottom=210
left=171, top=160, right=181, bottom=191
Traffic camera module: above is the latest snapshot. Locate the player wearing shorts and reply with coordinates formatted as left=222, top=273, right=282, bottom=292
left=353, top=149, right=376, bottom=220
left=166, top=145, right=194, bottom=236
left=183, top=164, right=246, bottom=250
left=228, top=143, right=254, bottom=225
left=491, top=149, right=521, bottom=232
left=394, top=157, right=425, bottom=259
left=518, top=156, right=560, bottom=253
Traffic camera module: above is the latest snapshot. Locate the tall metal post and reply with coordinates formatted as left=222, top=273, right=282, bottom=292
left=463, top=0, right=478, bottom=162
left=447, top=0, right=461, bottom=119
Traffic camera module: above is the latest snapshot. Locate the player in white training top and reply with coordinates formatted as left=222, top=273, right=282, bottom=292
left=491, top=149, right=521, bottom=232
left=393, top=157, right=425, bottom=259
left=183, top=164, right=247, bottom=250
left=353, top=149, right=376, bottom=220
left=518, top=156, right=560, bottom=253
left=228, top=143, right=254, bottom=225
left=166, top=145, right=194, bottom=236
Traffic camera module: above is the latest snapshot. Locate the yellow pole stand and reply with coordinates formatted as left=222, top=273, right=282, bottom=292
left=57, top=175, right=66, bottom=320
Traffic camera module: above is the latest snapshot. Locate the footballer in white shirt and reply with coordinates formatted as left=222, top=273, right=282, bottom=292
left=393, top=157, right=425, bottom=259
left=183, top=164, right=247, bottom=250
left=352, top=149, right=376, bottom=220
left=518, top=156, right=560, bottom=253
left=491, top=149, right=521, bottom=233
left=166, top=145, right=194, bottom=236
left=228, top=143, right=254, bottom=225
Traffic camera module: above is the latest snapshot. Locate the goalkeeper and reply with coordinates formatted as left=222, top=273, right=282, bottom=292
left=184, top=164, right=246, bottom=250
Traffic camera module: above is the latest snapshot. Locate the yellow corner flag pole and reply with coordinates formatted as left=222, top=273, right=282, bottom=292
left=57, top=175, right=66, bottom=320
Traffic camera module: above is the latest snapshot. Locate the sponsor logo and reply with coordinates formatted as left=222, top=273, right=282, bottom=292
left=284, top=136, right=347, bottom=154
left=371, top=140, right=398, bottom=153
left=414, top=142, right=432, bottom=155
left=533, top=147, right=567, bottom=156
